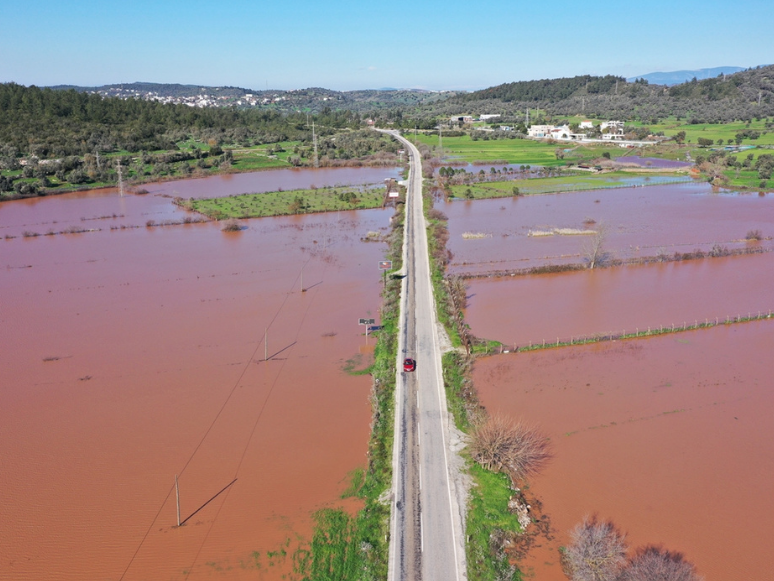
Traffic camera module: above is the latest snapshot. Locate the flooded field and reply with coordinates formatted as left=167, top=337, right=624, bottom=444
left=453, top=178, right=774, bottom=580
left=149, top=165, right=401, bottom=199
left=0, top=171, right=393, bottom=580
left=613, top=155, right=692, bottom=169
left=445, top=182, right=774, bottom=275
left=465, top=251, right=774, bottom=347
left=473, top=322, right=774, bottom=580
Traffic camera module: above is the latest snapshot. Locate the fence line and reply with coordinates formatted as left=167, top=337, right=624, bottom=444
left=492, top=310, right=774, bottom=355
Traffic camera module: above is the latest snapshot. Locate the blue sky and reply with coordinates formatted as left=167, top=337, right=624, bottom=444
left=1, top=0, right=771, bottom=91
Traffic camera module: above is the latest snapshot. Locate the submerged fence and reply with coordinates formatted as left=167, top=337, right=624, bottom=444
left=484, top=310, right=774, bottom=355
left=458, top=245, right=770, bottom=281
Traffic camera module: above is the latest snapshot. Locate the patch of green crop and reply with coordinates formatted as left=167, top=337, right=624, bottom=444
left=185, top=186, right=386, bottom=219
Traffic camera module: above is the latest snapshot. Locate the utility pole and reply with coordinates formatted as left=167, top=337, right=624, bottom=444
left=115, top=158, right=124, bottom=197
left=526, top=108, right=530, bottom=126
left=439, top=123, right=443, bottom=161
left=175, top=475, right=181, bottom=527
left=301, top=265, right=306, bottom=292
left=264, top=328, right=268, bottom=361
left=95, top=149, right=101, bottom=170
left=312, top=122, right=319, bottom=168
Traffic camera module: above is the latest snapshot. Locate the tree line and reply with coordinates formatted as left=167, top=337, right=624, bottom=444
left=0, top=83, right=363, bottom=160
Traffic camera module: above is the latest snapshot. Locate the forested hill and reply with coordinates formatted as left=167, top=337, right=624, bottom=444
left=459, top=75, right=625, bottom=103
left=0, top=83, right=361, bottom=158
left=397, top=66, right=774, bottom=124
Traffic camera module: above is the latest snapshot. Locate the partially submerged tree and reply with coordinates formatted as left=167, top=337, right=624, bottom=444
left=618, top=546, right=702, bottom=581
left=469, top=415, right=552, bottom=482
left=562, top=516, right=628, bottom=581
left=583, top=223, right=608, bottom=269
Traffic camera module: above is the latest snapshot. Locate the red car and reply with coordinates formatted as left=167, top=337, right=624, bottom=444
left=403, top=358, right=416, bottom=372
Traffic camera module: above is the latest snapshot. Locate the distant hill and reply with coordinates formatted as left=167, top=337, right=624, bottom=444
left=398, top=65, right=774, bottom=125
left=48, top=82, right=456, bottom=112
left=627, top=67, right=745, bottom=86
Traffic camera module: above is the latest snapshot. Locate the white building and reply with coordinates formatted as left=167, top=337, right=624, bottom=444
left=528, top=124, right=553, bottom=138
left=529, top=124, right=586, bottom=141
left=479, top=114, right=501, bottom=121
left=600, top=121, right=624, bottom=133
left=579, top=120, right=594, bottom=129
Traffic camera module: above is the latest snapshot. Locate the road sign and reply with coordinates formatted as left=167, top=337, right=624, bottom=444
left=379, top=260, right=392, bottom=270
left=359, top=318, right=376, bottom=325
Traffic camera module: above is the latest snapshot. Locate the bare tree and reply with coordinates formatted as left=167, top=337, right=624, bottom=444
left=562, top=516, right=627, bottom=581
left=469, top=415, right=552, bottom=482
left=582, top=223, right=608, bottom=269
left=618, top=546, right=702, bottom=581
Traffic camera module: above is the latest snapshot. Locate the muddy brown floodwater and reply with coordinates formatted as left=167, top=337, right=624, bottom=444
left=1, top=180, right=393, bottom=580
left=465, top=251, right=774, bottom=347
left=473, top=322, right=774, bottom=580
left=445, top=183, right=774, bottom=275
left=452, top=180, right=774, bottom=579
left=149, top=166, right=401, bottom=199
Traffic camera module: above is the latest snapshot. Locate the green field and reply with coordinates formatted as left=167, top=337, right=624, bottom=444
left=447, top=171, right=687, bottom=199
left=627, top=117, right=774, bottom=146
left=410, top=134, right=565, bottom=166
left=183, top=186, right=388, bottom=219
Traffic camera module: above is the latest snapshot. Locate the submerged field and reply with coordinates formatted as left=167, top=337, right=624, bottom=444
left=443, top=169, right=774, bottom=579
left=0, top=169, right=394, bottom=581
left=442, top=182, right=774, bottom=276
left=473, top=323, right=774, bottom=580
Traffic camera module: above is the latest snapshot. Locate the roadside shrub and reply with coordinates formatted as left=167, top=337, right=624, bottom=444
left=618, top=546, right=701, bottom=581
left=427, top=208, right=448, bottom=221
left=561, top=517, right=627, bottom=581
left=746, top=229, right=763, bottom=241
left=469, top=415, right=551, bottom=482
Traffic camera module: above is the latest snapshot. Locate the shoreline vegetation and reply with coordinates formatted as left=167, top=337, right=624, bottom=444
left=456, top=244, right=771, bottom=279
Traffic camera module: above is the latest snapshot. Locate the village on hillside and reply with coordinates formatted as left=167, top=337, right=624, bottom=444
left=448, top=114, right=658, bottom=146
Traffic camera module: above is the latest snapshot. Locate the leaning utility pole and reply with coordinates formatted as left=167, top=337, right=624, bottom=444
left=439, top=123, right=443, bottom=161
left=175, top=475, right=181, bottom=527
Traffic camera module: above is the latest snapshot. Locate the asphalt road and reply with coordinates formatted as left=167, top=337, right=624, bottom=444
left=381, top=130, right=465, bottom=581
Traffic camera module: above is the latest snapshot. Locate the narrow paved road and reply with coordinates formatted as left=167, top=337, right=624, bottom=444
left=380, top=130, right=466, bottom=581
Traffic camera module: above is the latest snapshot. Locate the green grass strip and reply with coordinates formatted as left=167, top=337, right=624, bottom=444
left=183, top=186, right=386, bottom=219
